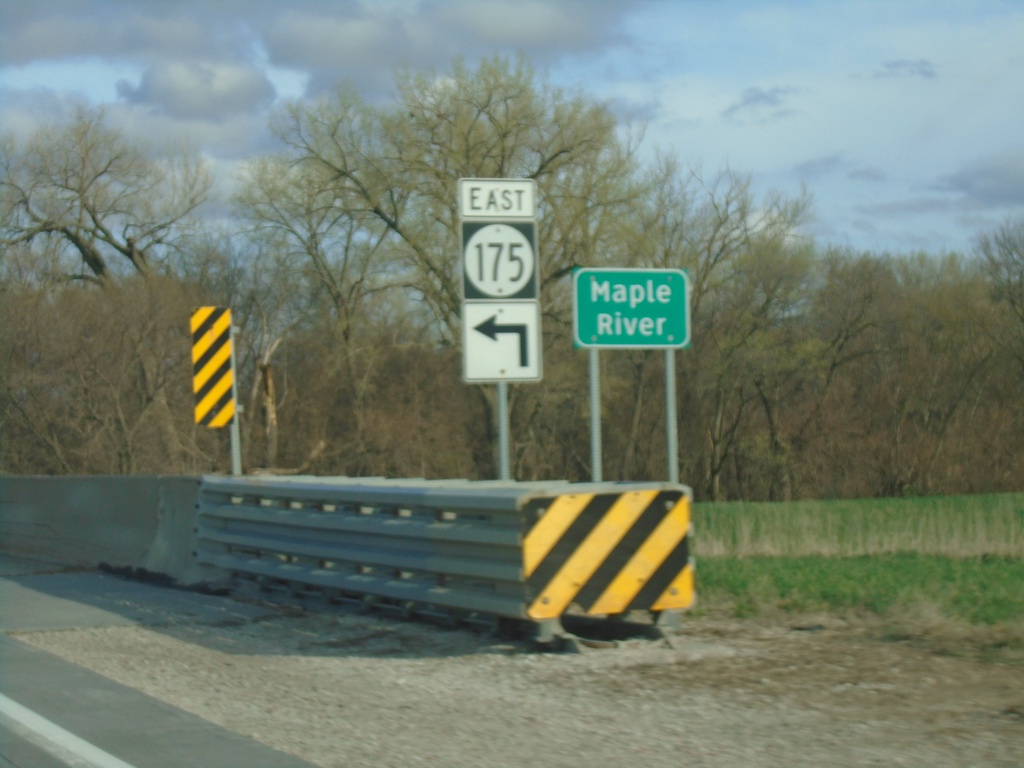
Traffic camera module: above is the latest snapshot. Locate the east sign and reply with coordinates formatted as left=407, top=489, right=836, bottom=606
left=458, top=178, right=536, bottom=220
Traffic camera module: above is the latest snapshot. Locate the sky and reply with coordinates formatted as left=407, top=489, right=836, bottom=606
left=1, top=0, right=1023, bottom=256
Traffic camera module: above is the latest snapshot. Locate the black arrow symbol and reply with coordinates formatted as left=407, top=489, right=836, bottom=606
left=474, top=314, right=529, bottom=367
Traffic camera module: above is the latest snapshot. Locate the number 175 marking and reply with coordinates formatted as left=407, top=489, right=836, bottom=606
left=464, top=224, right=535, bottom=297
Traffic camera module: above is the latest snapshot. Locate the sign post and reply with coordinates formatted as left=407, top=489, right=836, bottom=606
left=665, top=349, right=679, bottom=484
left=459, top=178, right=541, bottom=479
left=589, top=348, right=602, bottom=482
left=573, top=268, right=690, bottom=482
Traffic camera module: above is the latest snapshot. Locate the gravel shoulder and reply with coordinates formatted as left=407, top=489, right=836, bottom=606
left=14, top=599, right=1024, bottom=768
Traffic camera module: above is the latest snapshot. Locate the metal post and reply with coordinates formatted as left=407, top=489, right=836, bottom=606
left=229, top=325, right=243, bottom=476
left=665, top=349, right=678, bottom=484
left=229, top=414, right=242, bottom=476
left=589, top=348, right=602, bottom=482
left=497, top=381, right=511, bottom=480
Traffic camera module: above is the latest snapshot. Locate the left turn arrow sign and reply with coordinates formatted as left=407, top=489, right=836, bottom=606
left=474, top=314, right=528, bottom=366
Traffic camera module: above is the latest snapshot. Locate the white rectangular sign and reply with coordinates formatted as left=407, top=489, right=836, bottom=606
left=458, top=178, right=536, bottom=219
left=462, top=301, right=542, bottom=382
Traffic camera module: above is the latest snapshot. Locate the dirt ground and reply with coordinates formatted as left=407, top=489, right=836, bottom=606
left=16, top=601, right=1024, bottom=768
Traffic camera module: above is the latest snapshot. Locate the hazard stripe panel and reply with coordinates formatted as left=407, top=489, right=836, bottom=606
left=524, top=490, right=693, bottom=619
left=522, top=493, right=594, bottom=577
left=190, top=307, right=235, bottom=427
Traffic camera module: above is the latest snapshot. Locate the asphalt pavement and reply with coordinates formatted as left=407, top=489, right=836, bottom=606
left=0, top=555, right=318, bottom=768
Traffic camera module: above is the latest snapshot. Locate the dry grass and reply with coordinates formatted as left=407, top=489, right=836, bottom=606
left=692, top=493, right=1024, bottom=558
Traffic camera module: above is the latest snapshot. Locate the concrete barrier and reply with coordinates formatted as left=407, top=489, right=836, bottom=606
left=0, top=476, right=209, bottom=584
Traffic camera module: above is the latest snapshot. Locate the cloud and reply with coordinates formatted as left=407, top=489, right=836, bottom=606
left=847, top=215, right=948, bottom=253
left=844, top=154, right=1024, bottom=253
left=848, top=167, right=887, bottom=182
left=793, top=154, right=843, bottom=180
left=117, top=62, right=276, bottom=121
left=0, top=87, right=88, bottom=142
left=873, top=59, right=937, bottom=79
left=722, top=85, right=799, bottom=123
left=99, top=100, right=277, bottom=161
left=261, top=8, right=406, bottom=71
left=259, top=7, right=421, bottom=98
left=0, top=0, right=639, bottom=103
left=258, top=0, right=637, bottom=98
left=855, top=196, right=956, bottom=219
left=4, top=0, right=1022, bottom=259
left=0, top=3, right=248, bottom=65
left=434, top=0, right=629, bottom=51
left=932, top=152, right=1024, bottom=206
left=604, top=95, right=662, bottom=126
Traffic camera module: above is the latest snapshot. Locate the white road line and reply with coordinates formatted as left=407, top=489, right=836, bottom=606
left=0, top=693, right=139, bottom=768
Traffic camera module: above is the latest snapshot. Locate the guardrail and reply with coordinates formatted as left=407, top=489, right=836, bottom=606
left=195, top=475, right=695, bottom=638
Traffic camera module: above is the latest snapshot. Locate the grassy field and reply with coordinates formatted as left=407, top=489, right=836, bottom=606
left=694, top=554, right=1024, bottom=624
left=692, top=493, right=1024, bottom=558
left=689, top=494, right=1024, bottom=631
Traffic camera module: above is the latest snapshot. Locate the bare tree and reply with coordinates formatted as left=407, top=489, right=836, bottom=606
left=267, top=55, right=638, bottom=342
left=1, top=107, right=213, bottom=473
left=978, top=217, right=1024, bottom=375
left=1, top=105, right=210, bottom=283
left=672, top=169, right=811, bottom=499
left=243, top=55, right=648, bottom=478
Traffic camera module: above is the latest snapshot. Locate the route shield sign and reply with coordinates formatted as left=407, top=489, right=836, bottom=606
left=461, top=221, right=537, bottom=300
left=574, top=268, right=690, bottom=349
left=459, top=177, right=542, bottom=383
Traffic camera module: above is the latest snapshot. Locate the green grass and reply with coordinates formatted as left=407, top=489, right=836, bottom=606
left=692, top=493, right=1024, bottom=558
left=686, top=495, right=1024, bottom=633
left=693, top=554, right=1024, bottom=626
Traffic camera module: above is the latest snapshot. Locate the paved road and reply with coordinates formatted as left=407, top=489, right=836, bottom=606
left=0, top=727, right=70, bottom=768
left=0, top=556, right=317, bottom=768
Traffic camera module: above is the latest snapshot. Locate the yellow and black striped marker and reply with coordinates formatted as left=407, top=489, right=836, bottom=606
left=190, top=307, right=236, bottom=428
left=523, top=489, right=693, bottom=619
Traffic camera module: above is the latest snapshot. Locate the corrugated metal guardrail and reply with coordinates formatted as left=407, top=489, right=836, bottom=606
left=195, top=475, right=695, bottom=635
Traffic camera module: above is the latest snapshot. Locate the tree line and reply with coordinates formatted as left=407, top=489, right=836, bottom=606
left=2, top=56, right=1023, bottom=501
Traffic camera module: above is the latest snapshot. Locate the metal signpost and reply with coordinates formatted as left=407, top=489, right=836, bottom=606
left=573, top=268, right=691, bottom=482
left=459, top=178, right=541, bottom=480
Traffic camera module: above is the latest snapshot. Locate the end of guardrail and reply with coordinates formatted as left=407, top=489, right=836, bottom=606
left=194, top=476, right=695, bottom=642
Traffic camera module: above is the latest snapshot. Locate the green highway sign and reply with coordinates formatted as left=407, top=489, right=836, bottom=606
left=573, top=267, right=690, bottom=349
